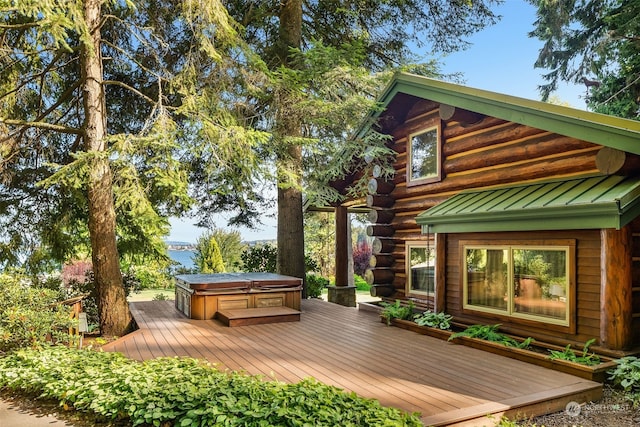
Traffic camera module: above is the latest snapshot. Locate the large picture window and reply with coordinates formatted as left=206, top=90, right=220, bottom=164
left=408, top=124, right=441, bottom=185
left=406, top=242, right=435, bottom=297
left=463, top=242, right=573, bottom=326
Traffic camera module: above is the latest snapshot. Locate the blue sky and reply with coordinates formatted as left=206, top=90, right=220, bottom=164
left=168, top=1, right=587, bottom=243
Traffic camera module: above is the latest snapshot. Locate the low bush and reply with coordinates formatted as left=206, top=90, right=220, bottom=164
left=0, top=273, right=75, bottom=352
left=306, top=274, right=329, bottom=298
left=354, top=274, right=370, bottom=292
left=609, top=356, right=640, bottom=406
left=380, top=300, right=415, bottom=326
left=413, top=310, right=452, bottom=330
left=65, top=270, right=141, bottom=330
left=0, top=346, right=423, bottom=426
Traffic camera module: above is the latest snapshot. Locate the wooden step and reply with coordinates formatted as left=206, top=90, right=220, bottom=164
left=217, top=306, right=301, bottom=327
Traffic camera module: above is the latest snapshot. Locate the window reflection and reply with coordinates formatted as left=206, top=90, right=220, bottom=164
left=513, top=249, right=567, bottom=321
left=464, top=245, right=570, bottom=325
left=408, top=244, right=435, bottom=295
left=410, top=128, right=438, bottom=181
left=466, top=248, right=508, bottom=311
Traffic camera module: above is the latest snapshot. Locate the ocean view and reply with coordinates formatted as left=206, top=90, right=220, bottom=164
left=168, top=249, right=196, bottom=270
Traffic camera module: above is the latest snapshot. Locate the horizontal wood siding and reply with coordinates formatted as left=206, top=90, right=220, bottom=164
left=631, top=218, right=640, bottom=343
left=445, top=230, right=602, bottom=346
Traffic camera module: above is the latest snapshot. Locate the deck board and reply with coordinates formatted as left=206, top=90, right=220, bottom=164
left=103, top=299, right=602, bottom=426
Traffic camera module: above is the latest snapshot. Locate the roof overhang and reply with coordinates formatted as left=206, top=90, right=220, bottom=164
left=416, top=175, right=640, bottom=233
left=357, top=73, right=640, bottom=155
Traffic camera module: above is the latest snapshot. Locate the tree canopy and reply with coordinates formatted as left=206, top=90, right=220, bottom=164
left=0, top=0, right=262, bottom=334
left=528, top=0, right=639, bottom=119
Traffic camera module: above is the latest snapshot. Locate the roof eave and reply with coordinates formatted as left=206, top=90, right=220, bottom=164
left=361, top=73, right=640, bottom=155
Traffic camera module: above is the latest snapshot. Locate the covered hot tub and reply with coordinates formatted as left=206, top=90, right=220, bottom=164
left=175, top=273, right=302, bottom=320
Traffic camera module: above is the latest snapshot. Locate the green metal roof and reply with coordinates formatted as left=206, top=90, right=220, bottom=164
left=416, top=176, right=640, bottom=233
left=359, top=72, right=640, bottom=155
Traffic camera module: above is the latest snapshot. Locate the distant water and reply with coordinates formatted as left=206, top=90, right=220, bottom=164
left=168, top=249, right=196, bottom=270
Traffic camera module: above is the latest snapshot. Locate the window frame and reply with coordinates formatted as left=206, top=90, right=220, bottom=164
left=405, top=241, right=436, bottom=298
left=460, top=239, right=576, bottom=330
left=406, top=121, right=442, bottom=187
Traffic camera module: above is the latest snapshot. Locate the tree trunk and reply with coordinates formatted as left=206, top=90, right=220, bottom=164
left=81, top=0, right=133, bottom=336
left=276, top=0, right=306, bottom=294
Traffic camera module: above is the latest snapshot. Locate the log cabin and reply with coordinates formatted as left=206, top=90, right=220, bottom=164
left=338, top=72, right=640, bottom=354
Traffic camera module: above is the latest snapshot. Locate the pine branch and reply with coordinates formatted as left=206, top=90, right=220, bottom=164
left=0, top=119, right=83, bottom=135
left=102, top=80, right=156, bottom=105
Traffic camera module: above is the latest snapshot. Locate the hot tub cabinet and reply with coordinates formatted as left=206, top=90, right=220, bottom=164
left=175, top=273, right=302, bottom=321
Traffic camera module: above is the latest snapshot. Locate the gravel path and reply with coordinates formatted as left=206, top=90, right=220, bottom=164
left=525, top=385, right=640, bottom=427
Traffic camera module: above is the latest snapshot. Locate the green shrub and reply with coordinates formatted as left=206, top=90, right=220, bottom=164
left=609, top=356, right=640, bottom=406
left=241, top=244, right=277, bottom=272
left=127, top=264, right=174, bottom=290
left=0, top=273, right=75, bottom=352
left=152, top=293, right=169, bottom=301
left=413, top=310, right=452, bottom=330
left=240, top=244, right=319, bottom=274
left=65, top=270, right=141, bottom=329
left=0, top=346, right=423, bottom=426
left=354, top=274, right=370, bottom=291
left=380, top=300, right=415, bottom=326
left=306, top=274, right=328, bottom=298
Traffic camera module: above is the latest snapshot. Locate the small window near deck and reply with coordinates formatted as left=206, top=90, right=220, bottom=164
left=408, top=125, right=440, bottom=185
left=406, top=242, right=435, bottom=296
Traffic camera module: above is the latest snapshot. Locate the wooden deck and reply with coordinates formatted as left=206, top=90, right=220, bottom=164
left=103, top=299, right=602, bottom=426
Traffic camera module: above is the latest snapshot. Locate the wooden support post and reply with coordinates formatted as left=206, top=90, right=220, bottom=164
left=330, top=206, right=355, bottom=306
left=600, top=227, right=633, bottom=350
left=335, top=205, right=349, bottom=287
left=435, top=233, right=446, bottom=313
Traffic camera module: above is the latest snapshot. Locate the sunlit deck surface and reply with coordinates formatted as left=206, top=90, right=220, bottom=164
left=103, top=299, right=601, bottom=426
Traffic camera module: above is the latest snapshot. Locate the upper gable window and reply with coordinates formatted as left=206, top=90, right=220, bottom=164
left=408, top=123, right=441, bottom=186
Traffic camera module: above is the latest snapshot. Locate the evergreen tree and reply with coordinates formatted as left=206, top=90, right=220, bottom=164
left=222, top=0, right=501, bottom=290
left=194, top=233, right=226, bottom=273
left=0, top=0, right=254, bottom=335
left=209, top=228, right=246, bottom=272
left=528, top=0, right=640, bottom=119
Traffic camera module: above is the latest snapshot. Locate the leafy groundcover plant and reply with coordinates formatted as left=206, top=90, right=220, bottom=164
left=449, top=324, right=534, bottom=350
left=608, top=356, right=640, bottom=407
left=380, top=300, right=415, bottom=326
left=413, top=311, right=452, bottom=330
left=548, top=338, right=601, bottom=366
left=0, top=346, right=422, bottom=427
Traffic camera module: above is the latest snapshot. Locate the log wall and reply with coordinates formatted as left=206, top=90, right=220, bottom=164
left=362, top=102, right=628, bottom=345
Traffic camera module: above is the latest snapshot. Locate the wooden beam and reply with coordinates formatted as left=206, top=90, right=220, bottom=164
left=366, top=224, right=394, bottom=238
left=366, top=194, right=395, bottom=208
left=367, top=178, right=396, bottom=195
left=596, top=147, right=640, bottom=176
left=372, top=237, right=395, bottom=254
left=364, top=268, right=394, bottom=284
left=369, top=254, right=394, bottom=268
left=600, top=227, right=634, bottom=350
left=439, top=104, right=485, bottom=126
left=367, top=209, right=395, bottom=224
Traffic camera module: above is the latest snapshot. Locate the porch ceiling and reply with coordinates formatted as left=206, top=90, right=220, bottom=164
left=416, top=175, right=640, bottom=233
